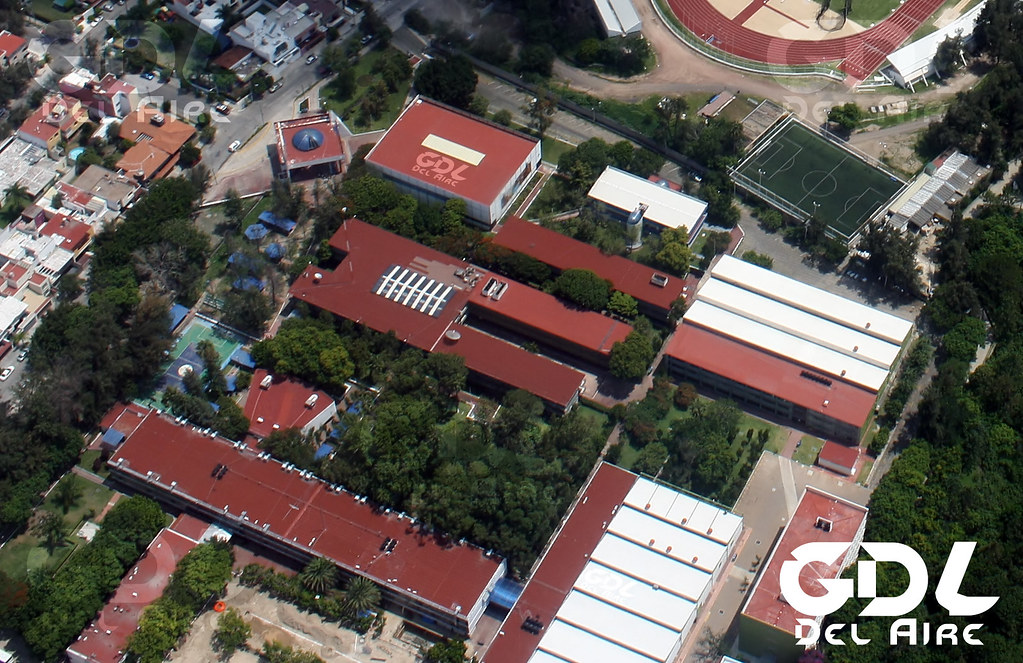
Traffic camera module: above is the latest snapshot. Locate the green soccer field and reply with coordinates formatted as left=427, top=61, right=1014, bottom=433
left=736, top=121, right=903, bottom=239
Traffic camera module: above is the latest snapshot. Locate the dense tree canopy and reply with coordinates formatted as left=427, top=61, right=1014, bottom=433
left=413, top=55, right=478, bottom=110
left=551, top=269, right=613, bottom=311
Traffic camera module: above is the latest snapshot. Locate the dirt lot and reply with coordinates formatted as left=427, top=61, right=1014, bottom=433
left=171, top=579, right=428, bottom=663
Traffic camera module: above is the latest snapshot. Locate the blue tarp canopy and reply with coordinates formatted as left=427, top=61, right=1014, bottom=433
left=232, top=277, right=265, bottom=292
left=490, top=578, right=525, bottom=610
left=101, top=428, right=126, bottom=447
left=346, top=401, right=363, bottom=415
left=167, top=303, right=189, bottom=332
left=265, top=242, right=285, bottom=260
left=258, top=210, right=297, bottom=234
left=209, top=401, right=221, bottom=412
left=228, top=251, right=260, bottom=273
left=314, top=442, right=335, bottom=460
left=231, top=348, right=255, bottom=369
left=244, top=223, right=269, bottom=240
left=225, top=374, right=237, bottom=392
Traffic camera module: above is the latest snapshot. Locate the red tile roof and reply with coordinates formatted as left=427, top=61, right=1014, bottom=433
left=275, top=114, right=345, bottom=169
left=243, top=369, right=336, bottom=438
left=100, top=402, right=153, bottom=438
left=366, top=96, right=539, bottom=206
left=108, top=410, right=505, bottom=619
left=213, top=46, right=252, bottom=70
left=469, top=277, right=632, bottom=357
left=116, top=142, right=172, bottom=181
left=119, top=107, right=196, bottom=155
left=437, top=325, right=583, bottom=409
left=39, top=213, right=91, bottom=252
left=66, top=522, right=201, bottom=663
left=57, top=181, right=96, bottom=209
left=0, top=30, right=26, bottom=59
left=664, top=325, right=877, bottom=429
left=482, top=463, right=638, bottom=663
left=290, top=220, right=584, bottom=409
left=742, top=488, right=867, bottom=635
left=817, top=440, right=859, bottom=473
left=493, top=217, right=686, bottom=312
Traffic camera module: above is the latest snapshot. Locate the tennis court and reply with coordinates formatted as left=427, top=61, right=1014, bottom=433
left=140, top=318, right=245, bottom=406
left=734, top=119, right=904, bottom=240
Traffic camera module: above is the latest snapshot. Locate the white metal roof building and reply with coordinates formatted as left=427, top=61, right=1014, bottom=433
left=592, top=0, right=642, bottom=37
left=0, top=295, right=27, bottom=340
left=527, top=475, right=742, bottom=663
left=710, top=255, right=914, bottom=345
left=884, top=1, right=987, bottom=90
left=588, top=166, right=708, bottom=241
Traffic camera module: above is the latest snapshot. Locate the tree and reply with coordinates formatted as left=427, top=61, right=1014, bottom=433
left=609, top=331, right=656, bottom=380
left=741, top=250, right=773, bottom=269
left=179, top=142, right=201, bottom=167
left=516, top=44, right=556, bottom=78
left=251, top=318, right=354, bottom=392
left=468, top=94, right=489, bottom=117
left=214, top=607, right=251, bottom=656
left=199, top=124, right=216, bottom=144
left=413, top=55, right=477, bottom=110
left=221, top=288, right=272, bottom=336
left=404, top=8, right=431, bottom=34
left=674, top=382, right=698, bottom=409
left=632, top=442, right=668, bottom=475
left=608, top=291, right=638, bottom=319
left=56, top=273, right=83, bottom=302
left=828, top=102, right=863, bottom=133
left=299, top=557, right=338, bottom=594
left=343, top=576, right=381, bottom=615
left=223, top=189, right=244, bottom=232
left=53, top=475, right=83, bottom=514
left=552, top=269, right=612, bottom=311
left=527, top=92, right=557, bottom=140
left=492, top=109, right=512, bottom=126
left=934, top=34, right=965, bottom=77
left=425, top=639, right=468, bottom=663
left=655, top=239, right=693, bottom=275
left=31, top=512, right=67, bottom=553
left=167, top=540, right=234, bottom=611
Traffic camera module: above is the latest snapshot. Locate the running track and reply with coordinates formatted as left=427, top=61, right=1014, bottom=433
left=665, top=0, right=948, bottom=80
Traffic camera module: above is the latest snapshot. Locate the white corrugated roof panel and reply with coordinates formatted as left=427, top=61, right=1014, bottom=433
left=699, top=279, right=901, bottom=369
left=587, top=166, right=707, bottom=234
left=557, top=591, right=679, bottom=660
left=591, top=0, right=642, bottom=37
left=711, top=255, right=913, bottom=345
left=886, top=2, right=986, bottom=80
left=534, top=620, right=659, bottom=663
left=685, top=301, right=889, bottom=392
left=574, top=564, right=697, bottom=629
left=592, top=535, right=711, bottom=602
left=624, top=477, right=742, bottom=544
left=608, top=506, right=724, bottom=574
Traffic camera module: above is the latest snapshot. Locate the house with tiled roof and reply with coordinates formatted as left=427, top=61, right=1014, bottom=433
left=17, top=94, right=88, bottom=156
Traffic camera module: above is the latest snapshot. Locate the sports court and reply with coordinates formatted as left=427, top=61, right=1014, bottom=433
left=734, top=118, right=904, bottom=240
left=145, top=318, right=244, bottom=404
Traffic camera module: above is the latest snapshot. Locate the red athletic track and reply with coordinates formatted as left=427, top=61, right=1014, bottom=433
left=666, top=0, right=948, bottom=80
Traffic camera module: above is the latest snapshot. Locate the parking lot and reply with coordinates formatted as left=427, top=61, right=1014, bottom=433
left=735, top=209, right=922, bottom=322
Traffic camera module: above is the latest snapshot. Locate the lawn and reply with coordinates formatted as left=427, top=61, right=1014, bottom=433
left=856, top=459, right=874, bottom=484
left=78, top=449, right=110, bottom=478
left=241, top=196, right=272, bottom=230
left=540, top=136, right=576, bottom=166
left=811, top=0, right=902, bottom=25
left=0, top=476, right=116, bottom=580
left=739, top=411, right=787, bottom=454
left=577, top=404, right=610, bottom=432
left=910, top=0, right=985, bottom=40
left=616, top=442, right=641, bottom=470
left=320, top=48, right=412, bottom=134
left=792, top=435, right=826, bottom=466
left=31, top=0, right=76, bottom=23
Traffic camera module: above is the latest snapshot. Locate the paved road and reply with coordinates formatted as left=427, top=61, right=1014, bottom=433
left=0, top=352, right=28, bottom=402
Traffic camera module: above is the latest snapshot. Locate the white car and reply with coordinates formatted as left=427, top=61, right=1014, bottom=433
left=228, top=140, right=241, bottom=153
left=0, top=366, right=13, bottom=381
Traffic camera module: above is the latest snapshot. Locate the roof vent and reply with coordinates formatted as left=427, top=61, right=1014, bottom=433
left=815, top=517, right=833, bottom=532
left=445, top=329, right=461, bottom=342
left=151, top=113, right=165, bottom=126
left=692, top=556, right=699, bottom=563
left=853, top=345, right=859, bottom=352
left=650, top=273, right=669, bottom=287
left=256, top=416, right=264, bottom=423
left=666, top=545, right=672, bottom=553
left=865, top=322, right=871, bottom=329
left=305, top=394, right=318, bottom=408
left=272, top=423, right=280, bottom=430
left=823, top=400, right=830, bottom=407
left=313, top=272, right=323, bottom=283
left=649, top=539, right=655, bottom=546
left=260, top=375, right=272, bottom=389
left=645, top=503, right=651, bottom=510
left=841, top=369, right=847, bottom=376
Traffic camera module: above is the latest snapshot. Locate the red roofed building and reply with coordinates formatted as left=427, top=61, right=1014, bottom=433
left=117, top=108, right=197, bottom=183
left=106, top=408, right=507, bottom=636
left=289, top=219, right=586, bottom=412
left=816, top=440, right=859, bottom=476
left=366, top=96, right=542, bottom=228
left=59, top=69, right=138, bottom=119
left=0, top=30, right=27, bottom=67
left=38, top=213, right=91, bottom=258
left=65, top=514, right=211, bottom=663
left=739, top=488, right=868, bottom=662
left=17, top=94, right=88, bottom=155
left=493, top=216, right=687, bottom=320
left=274, top=112, right=345, bottom=181
left=244, top=369, right=338, bottom=439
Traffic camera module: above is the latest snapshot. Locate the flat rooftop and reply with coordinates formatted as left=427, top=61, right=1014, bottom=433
left=0, top=137, right=60, bottom=201
left=742, top=487, right=867, bottom=635
left=275, top=113, right=345, bottom=169
left=493, top=217, right=686, bottom=312
left=243, top=369, right=336, bottom=439
left=587, top=166, right=708, bottom=233
left=366, top=96, right=539, bottom=205
left=109, top=409, right=504, bottom=618
left=484, top=463, right=741, bottom=663
left=664, top=325, right=878, bottom=429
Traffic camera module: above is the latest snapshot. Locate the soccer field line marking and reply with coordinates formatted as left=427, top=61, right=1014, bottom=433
left=795, top=156, right=848, bottom=209
left=835, top=186, right=883, bottom=228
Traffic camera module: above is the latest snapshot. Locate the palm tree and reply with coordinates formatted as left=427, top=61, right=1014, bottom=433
left=299, top=557, right=338, bottom=594
left=343, top=576, right=381, bottom=615
left=4, top=183, right=30, bottom=209
left=31, top=512, right=67, bottom=554
left=54, top=476, right=83, bottom=514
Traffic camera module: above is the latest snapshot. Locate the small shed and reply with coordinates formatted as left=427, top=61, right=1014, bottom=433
left=817, top=440, right=859, bottom=476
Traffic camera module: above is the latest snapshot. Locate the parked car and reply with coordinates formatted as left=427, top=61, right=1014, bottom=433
left=228, top=140, right=241, bottom=153
left=269, top=82, right=282, bottom=93
left=16, top=350, right=26, bottom=362
left=0, top=366, right=13, bottom=381
left=214, top=103, right=231, bottom=115
left=103, top=2, right=114, bottom=10
left=305, top=54, right=317, bottom=65
left=140, top=71, right=156, bottom=80
left=360, top=34, right=374, bottom=45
